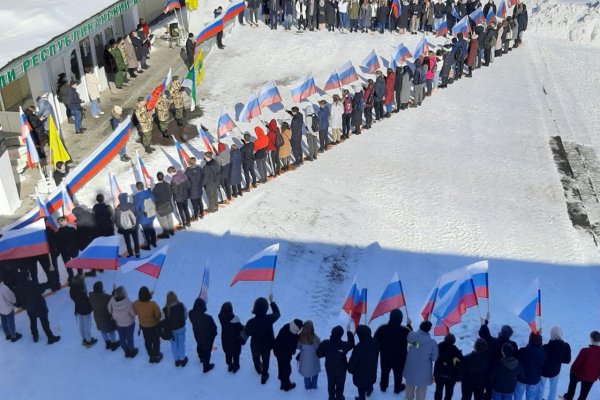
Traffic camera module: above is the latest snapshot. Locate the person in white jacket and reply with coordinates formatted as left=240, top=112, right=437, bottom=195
left=84, top=67, right=103, bottom=118
left=0, top=279, right=21, bottom=342
left=329, top=94, right=344, bottom=144
left=108, top=286, right=139, bottom=358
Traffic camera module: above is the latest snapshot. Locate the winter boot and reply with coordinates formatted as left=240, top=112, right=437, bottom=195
left=203, top=363, right=215, bottom=373
left=120, top=154, right=131, bottom=162
left=48, top=335, right=61, bottom=345
left=11, top=333, right=22, bottom=342
left=110, top=341, right=121, bottom=351
left=180, top=357, right=188, bottom=367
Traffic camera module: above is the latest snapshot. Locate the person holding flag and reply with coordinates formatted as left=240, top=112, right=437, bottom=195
left=244, top=295, right=281, bottom=384
left=316, top=325, right=355, bottom=400
left=374, top=309, right=412, bottom=394
left=404, top=320, right=438, bottom=400
left=155, top=91, right=173, bottom=138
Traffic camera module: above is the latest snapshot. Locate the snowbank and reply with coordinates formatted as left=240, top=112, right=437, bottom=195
left=529, top=0, right=600, bottom=45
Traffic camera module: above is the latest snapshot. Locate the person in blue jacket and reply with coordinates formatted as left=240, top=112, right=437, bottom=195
left=133, top=182, right=157, bottom=249
left=318, top=100, right=330, bottom=153
left=514, top=332, right=547, bottom=400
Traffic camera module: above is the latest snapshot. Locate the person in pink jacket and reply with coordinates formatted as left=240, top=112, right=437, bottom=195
left=384, top=68, right=396, bottom=117
left=425, top=51, right=437, bottom=96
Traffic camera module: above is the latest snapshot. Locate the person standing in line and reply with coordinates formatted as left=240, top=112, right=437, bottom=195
left=266, top=119, right=281, bottom=176
left=253, top=127, right=270, bottom=183
left=297, top=320, right=321, bottom=390
left=54, top=216, right=81, bottom=283
left=108, top=286, right=138, bottom=358
left=114, top=193, right=141, bottom=258
left=133, top=286, right=163, bottom=363
left=163, top=291, right=188, bottom=367
left=109, top=105, right=131, bottom=161
left=403, top=320, right=439, bottom=400
left=374, top=309, right=412, bottom=394
left=317, top=99, right=330, bottom=152
left=167, top=166, right=192, bottom=229
left=129, top=30, right=148, bottom=70
left=273, top=319, right=304, bottom=391
left=218, top=301, right=245, bottom=373
left=69, top=275, right=98, bottom=348
left=152, top=172, right=176, bottom=238
left=84, top=67, right=103, bottom=119
left=348, top=325, right=379, bottom=400
left=229, top=144, right=244, bottom=197
left=92, top=194, right=115, bottom=237
left=278, top=122, right=293, bottom=171
left=317, top=325, right=355, bottom=400
left=133, top=182, right=157, bottom=249
left=189, top=298, right=218, bottom=373
left=461, top=338, right=492, bottom=400
left=539, top=326, right=571, bottom=400
left=363, top=80, right=374, bottom=129
left=305, top=105, right=319, bottom=161
left=155, top=91, right=173, bottom=138
left=562, top=331, right=600, bottom=400
left=384, top=68, right=396, bottom=116
left=88, top=281, right=120, bottom=351
left=351, top=85, right=364, bottom=135
left=411, top=59, right=426, bottom=107
left=109, top=39, right=126, bottom=88
left=123, top=36, right=140, bottom=78
left=185, top=157, right=205, bottom=220
left=285, top=107, right=304, bottom=166
left=167, top=76, right=185, bottom=127
left=217, top=143, right=232, bottom=201
left=514, top=332, right=546, bottom=400
left=0, top=275, right=22, bottom=342
left=433, top=333, right=463, bottom=400
left=241, top=133, right=257, bottom=189
left=134, top=97, right=155, bottom=153
left=490, top=343, right=523, bottom=400
left=373, top=71, right=385, bottom=120
left=425, top=51, right=438, bottom=94
left=341, top=89, right=352, bottom=139
left=203, top=152, right=221, bottom=213
left=244, top=295, right=281, bottom=384
left=330, top=95, right=343, bottom=144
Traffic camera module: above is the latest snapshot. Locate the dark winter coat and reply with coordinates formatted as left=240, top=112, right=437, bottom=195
left=479, top=321, right=519, bottom=361
left=542, top=339, right=571, bottom=378
left=517, top=343, right=547, bottom=385
left=103, top=48, right=117, bottom=73
left=273, top=323, right=300, bottom=358
left=55, top=225, right=79, bottom=258
left=456, top=1, right=467, bottom=16
left=290, top=112, right=304, bottom=142
left=491, top=356, right=523, bottom=394
left=413, top=61, right=426, bottom=85
left=241, top=142, right=255, bottom=163
left=203, top=159, right=220, bottom=189
left=570, top=344, right=600, bottom=382
left=229, top=149, right=243, bottom=185
left=461, top=349, right=493, bottom=388
left=399, top=1, right=410, bottom=27
left=163, top=301, right=187, bottom=331
left=373, top=309, right=411, bottom=365
left=152, top=181, right=174, bottom=216
left=189, top=298, right=217, bottom=347
left=348, top=325, right=379, bottom=388
left=185, top=165, right=204, bottom=199
left=318, top=106, right=330, bottom=131
left=89, top=291, right=116, bottom=332
left=72, top=207, right=97, bottom=250
left=69, top=284, right=93, bottom=316
left=484, top=27, right=497, bottom=49
left=114, top=195, right=139, bottom=232
left=466, top=38, right=479, bottom=67
left=325, top=0, right=336, bottom=25
left=394, top=67, right=404, bottom=92
left=130, top=35, right=146, bottom=61
left=351, top=91, right=364, bottom=127
left=434, top=341, right=463, bottom=383
left=185, top=38, right=195, bottom=64
left=15, top=280, right=48, bottom=314
left=317, top=326, right=355, bottom=374
left=513, top=4, right=528, bottom=33
left=244, top=299, right=281, bottom=352
left=218, top=309, right=245, bottom=356
left=170, top=171, right=191, bottom=203
left=65, top=86, right=83, bottom=111
left=374, top=76, right=386, bottom=100
left=434, top=2, right=446, bottom=17
left=92, top=202, right=114, bottom=237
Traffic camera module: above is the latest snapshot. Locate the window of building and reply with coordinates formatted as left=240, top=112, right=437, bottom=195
left=0, top=74, right=33, bottom=112
left=104, top=26, right=115, bottom=42
left=94, top=33, right=105, bottom=68
left=79, top=37, right=94, bottom=71
left=70, top=49, right=81, bottom=82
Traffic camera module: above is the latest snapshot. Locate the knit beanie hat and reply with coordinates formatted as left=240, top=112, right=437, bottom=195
left=290, top=319, right=304, bottom=334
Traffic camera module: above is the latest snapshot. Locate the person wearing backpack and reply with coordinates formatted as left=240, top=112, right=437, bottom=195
left=305, top=105, right=319, bottom=161
left=266, top=119, right=281, bottom=176
left=133, top=182, right=157, bottom=250
left=114, top=193, right=140, bottom=258
left=434, top=333, right=463, bottom=400
left=317, top=100, right=330, bottom=152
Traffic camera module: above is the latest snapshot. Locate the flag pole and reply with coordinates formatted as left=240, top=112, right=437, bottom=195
left=152, top=275, right=159, bottom=293
left=404, top=303, right=410, bottom=325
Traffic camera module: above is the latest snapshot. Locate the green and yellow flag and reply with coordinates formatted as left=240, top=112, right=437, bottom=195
left=47, top=115, right=71, bottom=165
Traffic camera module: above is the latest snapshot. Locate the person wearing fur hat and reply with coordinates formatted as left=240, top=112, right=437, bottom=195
left=317, top=325, right=355, bottom=400
left=374, top=309, right=412, bottom=394
left=244, top=295, right=281, bottom=384
left=461, top=338, right=493, bottom=400
left=189, top=297, right=217, bottom=372
left=110, top=105, right=130, bottom=161
left=541, top=326, right=571, bottom=400
left=562, top=331, right=600, bottom=400
left=274, top=318, right=304, bottom=391
left=404, top=321, right=439, bottom=400
left=218, top=302, right=245, bottom=373
left=349, top=325, right=379, bottom=400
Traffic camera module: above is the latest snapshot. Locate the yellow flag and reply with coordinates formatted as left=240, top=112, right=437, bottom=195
left=187, top=0, right=198, bottom=11
left=194, top=48, right=204, bottom=86
left=47, top=115, right=71, bottom=165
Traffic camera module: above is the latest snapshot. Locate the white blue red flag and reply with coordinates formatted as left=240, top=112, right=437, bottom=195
left=216, top=108, right=236, bottom=138
left=146, top=68, right=172, bottom=110
left=230, top=243, right=279, bottom=286
left=173, top=136, right=191, bottom=168
left=323, top=71, right=341, bottom=91
left=469, top=7, right=485, bottom=25
left=436, top=18, right=449, bottom=37
left=197, top=126, right=218, bottom=154
left=19, top=107, right=40, bottom=169
left=370, top=272, right=406, bottom=322
left=199, top=266, right=210, bottom=302
left=66, top=235, right=120, bottom=270
left=239, top=92, right=262, bottom=122
left=468, top=260, right=489, bottom=298
left=0, top=219, right=48, bottom=260
left=514, top=278, right=541, bottom=333
left=163, top=0, right=181, bottom=13
left=486, top=8, right=496, bottom=25
left=452, top=16, right=471, bottom=36
left=109, top=172, right=123, bottom=207
left=413, top=36, right=429, bottom=60
left=60, top=185, right=76, bottom=224
left=35, top=195, right=58, bottom=231
left=361, top=49, right=381, bottom=74
left=136, top=151, right=153, bottom=188
left=121, top=245, right=169, bottom=278
left=421, top=282, right=439, bottom=320
left=223, top=1, right=246, bottom=22
left=496, top=0, right=507, bottom=18
left=337, top=61, right=359, bottom=86
left=290, top=74, right=318, bottom=103
left=258, top=81, right=283, bottom=108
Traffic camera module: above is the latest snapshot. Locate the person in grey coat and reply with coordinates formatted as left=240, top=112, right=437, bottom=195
left=373, top=71, right=386, bottom=120
left=185, top=157, right=204, bottom=221
left=203, top=152, right=220, bottom=213
left=229, top=144, right=244, bottom=198
left=89, top=281, right=120, bottom=351
left=399, top=65, right=413, bottom=110
left=305, top=105, right=319, bottom=161
left=404, top=320, right=439, bottom=400
left=216, top=143, right=232, bottom=202
left=411, top=59, right=426, bottom=108
left=297, top=320, right=322, bottom=390
left=114, top=193, right=140, bottom=258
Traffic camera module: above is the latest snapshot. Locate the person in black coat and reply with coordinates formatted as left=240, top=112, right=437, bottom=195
left=541, top=326, right=571, bottom=400
left=461, top=338, right=492, bottom=400
left=185, top=157, right=204, bottom=220
left=202, top=152, right=221, bottom=213
left=351, top=86, right=364, bottom=135
left=240, top=134, right=257, bottom=189
left=373, top=72, right=386, bottom=120
left=348, top=325, right=379, bottom=400
left=514, top=332, right=547, bottom=399
left=185, top=33, right=195, bottom=68
left=167, top=166, right=192, bottom=229
left=285, top=107, right=304, bottom=166
left=55, top=217, right=81, bottom=281
left=434, top=333, right=463, bottom=400
left=69, top=275, right=97, bottom=347
left=218, top=302, right=245, bottom=373
left=394, top=67, right=404, bottom=114
left=273, top=319, right=304, bottom=391
left=374, top=309, right=412, bottom=393
left=14, top=272, right=60, bottom=344
left=317, top=325, right=355, bottom=400
left=92, top=194, right=115, bottom=237
left=72, top=206, right=97, bottom=252
left=490, top=343, right=524, bottom=397
left=482, top=0, right=496, bottom=18
left=152, top=172, right=175, bottom=238
left=188, top=298, right=217, bottom=373
left=445, top=0, right=457, bottom=32
left=244, top=296, right=281, bottom=384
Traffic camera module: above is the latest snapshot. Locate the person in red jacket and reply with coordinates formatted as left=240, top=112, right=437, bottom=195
left=266, top=119, right=281, bottom=176
left=563, top=331, right=600, bottom=400
left=253, top=127, right=270, bottom=183
left=384, top=68, right=396, bottom=117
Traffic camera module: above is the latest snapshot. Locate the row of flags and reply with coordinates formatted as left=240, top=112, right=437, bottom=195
left=19, top=107, right=70, bottom=172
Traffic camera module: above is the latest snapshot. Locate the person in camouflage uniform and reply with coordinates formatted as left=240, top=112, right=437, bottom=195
left=167, top=76, right=185, bottom=126
left=155, top=90, right=172, bottom=138
left=135, top=97, right=154, bottom=153
left=117, top=37, right=130, bottom=84
left=109, top=40, right=126, bottom=88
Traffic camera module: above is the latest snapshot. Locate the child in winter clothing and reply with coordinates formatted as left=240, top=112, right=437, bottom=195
left=349, top=325, right=379, bottom=400
left=218, top=301, right=245, bottom=373
left=189, top=298, right=218, bottom=373
left=297, top=320, right=321, bottom=390
left=133, top=286, right=162, bottom=363
left=317, top=325, right=355, bottom=400
left=562, top=331, right=600, bottom=400
left=541, top=326, right=571, bottom=400
left=434, top=333, right=463, bottom=400
left=244, top=296, right=281, bottom=384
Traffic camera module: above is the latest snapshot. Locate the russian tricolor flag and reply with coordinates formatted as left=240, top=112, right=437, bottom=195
left=391, top=0, right=401, bottom=18
left=421, top=283, right=439, bottom=320
left=515, top=278, right=541, bottom=334
left=216, top=109, right=236, bottom=138
left=496, top=0, right=507, bottom=18
left=413, top=36, right=429, bottom=60
left=223, top=0, right=246, bottom=22
left=195, top=15, right=224, bottom=45
left=199, top=266, right=210, bottom=302
left=146, top=68, right=172, bottom=110
left=433, top=271, right=478, bottom=334
left=163, top=0, right=181, bottom=13
left=469, top=7, right=485, bottom=25
left=468, top=260, right=489, bottom=298
left=258, top=81, right=283, bottom=109
left=337, top=61, right=359, bottom=86
left=197, top=126, right=218, bottom=154
left=508, top=0, right=518, bottom=9
left=436, top=19, right=449, bottom=37
left=121, top=245, right=169, bottom=278
left=370, top=272, right=406, bottom=322
left=35, top=195, right=58, bottom=231
left=452, top=4, right=460, bottom=19
left=361, top=49, right=381, bottom=74
left=0, top=219, right=49, bottom=261
left=486, top=8, right=496, bottom=25
left=19, top=107, right=40, bottom=169
left=230, top=243, right=279, bottom=286
left=323, top=71, right=341, bottom=91
left=66, top=235, right=120, bottom=270
left=60, top=185, right=76, bottom=224
left=341, top=277, right=367, bottom=329
left=434, top=320, right=450, bottom=336
left=136, top=152, right=153, bottom=188
left=437, top=266, right=478, bottom=309
left=290, top=74, right=318, bottom=103
left=239, top=92, right=262, bottom=122
left=393, top=44, right=412, bottom=66
left=452, top=16, right=471, bottom=36
left=173, top=136, right=191, bottom=168
left=109, top=172, right=123, bottom=207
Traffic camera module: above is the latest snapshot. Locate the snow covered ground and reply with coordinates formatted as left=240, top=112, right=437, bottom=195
left=2, top=2, right=600, bottom=399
